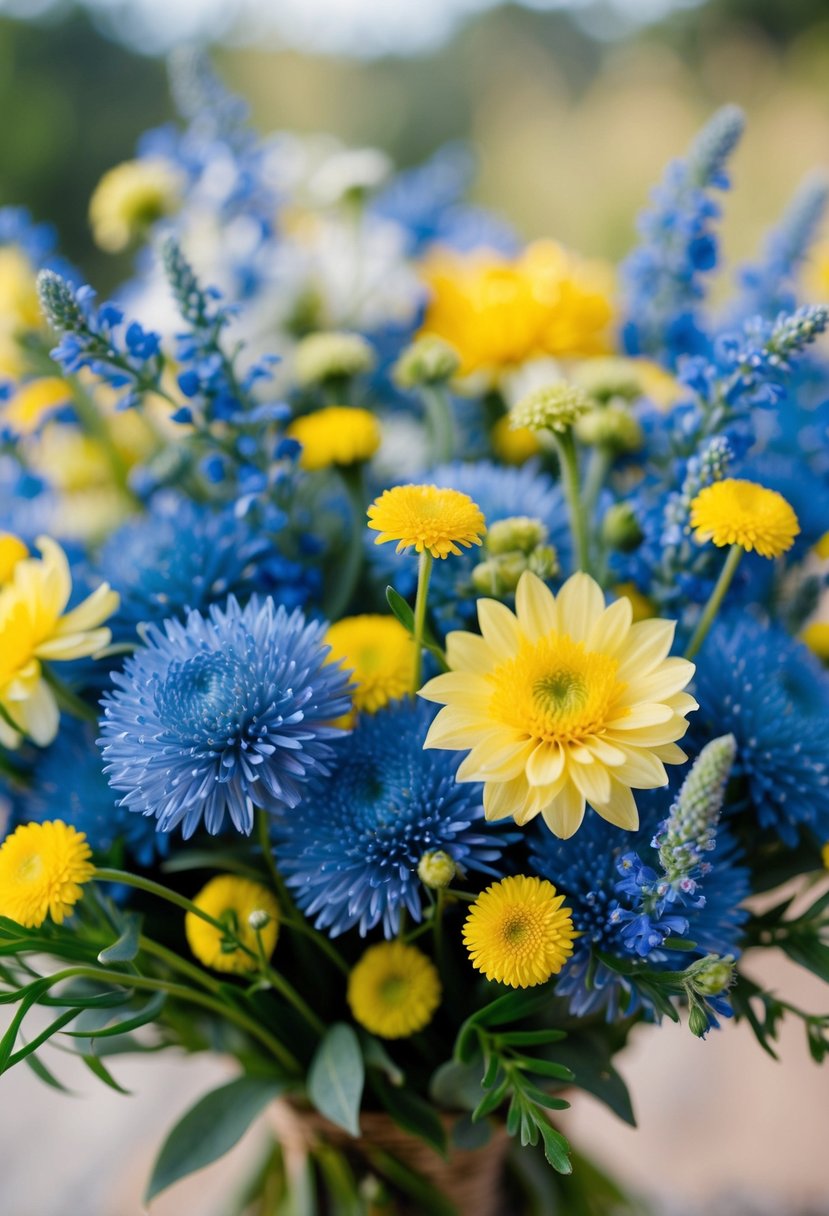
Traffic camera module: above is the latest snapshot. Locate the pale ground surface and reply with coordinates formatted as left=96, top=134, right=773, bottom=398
left=1, top=952, right=827, bottom=1216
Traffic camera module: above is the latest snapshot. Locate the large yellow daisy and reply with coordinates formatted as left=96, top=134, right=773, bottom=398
left=420, top=571, right=696, bottom=839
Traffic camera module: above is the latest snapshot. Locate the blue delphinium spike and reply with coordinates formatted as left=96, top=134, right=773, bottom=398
left=735, top=171, right=829, bottom=320
left=657, top=734, right=737, bottom=882
left=621, top=106, right=745, bottom=366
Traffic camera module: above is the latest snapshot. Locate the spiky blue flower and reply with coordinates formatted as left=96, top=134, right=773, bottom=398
left=622, top=106, right=744, bottom=365
left=690, top=618, right=829, bottom=844
left=97, top=494, right=276, bottom=634
left=8, top=720, right=164, bottom=867
left=99, top=596, right=352, bottom=838
left=273, top=699, right=513, bottom=939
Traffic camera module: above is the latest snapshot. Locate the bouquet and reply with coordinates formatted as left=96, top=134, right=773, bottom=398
left=1, top=55, right=828, bottom=1214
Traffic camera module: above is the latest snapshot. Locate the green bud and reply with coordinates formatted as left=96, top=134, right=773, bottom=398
left=575, top=404, right=644, bottom=453
left=527, top=543, right=560, bottom=581
left=601, top=502, right=644, bottom=553
left=294, top=331, right=376, bottom=387
left=248, top=909, right=272, bottom=932
left=471, top=553, right=528, bottom=596
left=688, top=1002, right=710, bottom=1039
left=572, top=356, right=644, bottom=404
left=393, top=335, right=460, bottom=389
left=417, top=850, right=457, bottom=890
left=487, top=516, right=548, bottom=556
left=510, top=382, right=591, bottom=434
left=690, top=955, right=735, bottom=997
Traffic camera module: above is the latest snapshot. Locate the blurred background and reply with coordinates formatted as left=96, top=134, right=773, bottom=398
left=1, top=1, right=828, bottom=1212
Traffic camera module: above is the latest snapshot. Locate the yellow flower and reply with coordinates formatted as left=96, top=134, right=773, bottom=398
left=89, top=158, right=183, bottom=253
left=419, top=240, right=614, bottom=382
left=802, top=622, right=829, bottom=661
left=368, top=484, right=485, bottom=559
left=0, top=246, right=42, bottom=377
left=491, top=414, right=542, bottom=465
left=0, top=534, right=28, bottom=584
left=690, top=479, right=800, bottom=559
left=325, top=614, right=414, bottom=714
left=0, top=536, right=119, bottom=747
left=420, top=571, right=696, bottom=839
left=613, top=582, right=655, bottom=623
left=4, top=377, right=72, bottom=435
left=287, top=406, right=381, bottom=471
left=185, top=876, right=280, bottom=975
left=463, top=875, right=576, bottom=988
left=814, top=531, right=829, bottom=561
left=0, top=821, right=94, bottom=928
left=822, top=842, right=829, bottom=871
left=347, top=940, right=441, bottom=1039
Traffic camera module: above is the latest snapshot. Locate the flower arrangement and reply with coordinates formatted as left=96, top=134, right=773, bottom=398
left=1, top=55, right=828, bottom=1214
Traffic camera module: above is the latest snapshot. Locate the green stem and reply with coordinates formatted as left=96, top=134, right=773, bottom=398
left=433, top=889, right=445, bottom=974
left=554, top=430, right=591, bottom=575
left=42, top=669, right=99, bottom=725
left=685, top=544, right=743, bottom=660
left=421, top=385, right=454, bottom=464
left=411, top=550, right=434, bottom=694
left=137, top=934, right=222, bottom=995
left=94, top=869, right=325, bottom=1038
left=582, top=446, right=612, bottom=522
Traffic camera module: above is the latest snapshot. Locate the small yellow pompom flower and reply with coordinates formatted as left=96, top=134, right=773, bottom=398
left=347, top=940, right=441, bottom=1039
left=89, top=158, right=183, bottom=253
left=287, top=406, right=381, bottom=471
left=814, top=531, right=829, bottom=561
left=802, top=622, right=829, bottom=661
left=690, top=479, right=800, bottom=559
left=185, top=876, right=280, bottom=975
left=822, top=842, right=829, bottom=871
left=421, top=571, right=696, bottom=839
left=0, top=821, right=94, bottom=928
left=491, top=414, right=541, bottom=465
left=368, top=484, right=485, bottom=559
left=325, top=614, right=414, bottom=714
left=463, top=875, right=576, bottom=988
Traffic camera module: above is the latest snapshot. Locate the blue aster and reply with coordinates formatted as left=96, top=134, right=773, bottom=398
left=8, top=720, right=164, bottom=868
left=689, top=618, right=829, bottom=845
left=273, top=699, right=514, bottom=939
left=97, top=494, right=273, bottom=635
left=98, top=596, right=352, bottom=838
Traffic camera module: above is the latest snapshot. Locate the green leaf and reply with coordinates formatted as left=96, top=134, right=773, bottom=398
left=97, top=913, right=142, bottom=965
left=372, top=1074, right=446, bottom=1155
left=24, top=1051, right=71, bottom=1093
left=553, top=1037, right=636, bottom=1127
left=145, top=1076, right=288, bottom=1202
left=385, top=586, right=415, bottom=633
left=471, top=1076, right=509, bottom=1121
left=65, top=992, right=167, bottom=1042
left=512, top=1056, right=574, bottom=1082
left=82, top=1053, right=131, bottom=1095
left=359, top=1032, right=404, bottom=1086
left=429, top=1058, right=486, bottom=1111
left=662, top=936, right=698, bottom=952
left=451, top=1113, right=491, bottom=1151
left=308, top=1023, right=364, bottom=1138
left=537, top=1117, right=572, bottom=1174
left=474, top=985, right=556, bottom=1027
left=495, top=1029, right=567, bottom=1047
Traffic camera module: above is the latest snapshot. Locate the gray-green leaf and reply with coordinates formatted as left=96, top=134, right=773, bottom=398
left=308, top=1023, right=364, bottom=1137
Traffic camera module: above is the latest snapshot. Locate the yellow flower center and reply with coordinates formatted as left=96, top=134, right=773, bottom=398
left=489, top=634, right=624, bottom=746
left=379, top=974, right=408, bottom=1003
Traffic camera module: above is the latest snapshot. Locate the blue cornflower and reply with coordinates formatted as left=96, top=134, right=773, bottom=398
left=369, top=461, right=569, bottom=634
left=9, top=720, right=164, bottom=868
left=99, top=597, right=352, bottom=838
left=274, top=699, right=513, bottom=939
left=690, top=618, right=829, bottom=844
left=622, top=106, right=744, bottom=366
left=97, top=494, right=273, bottom=634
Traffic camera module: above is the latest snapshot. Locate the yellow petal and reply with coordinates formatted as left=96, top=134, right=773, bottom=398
left=540, top=784, right=585, bottom=839
left=556, top=572, right=605, bottom=642
left=477, top=598, right=522, bottom=656
left=587, top=595, right=633, bottom=655
left=525, top=741, right=565, bottom=787
left=615, top=618, right=676, bottom=681
left=570, top=760, right=612, bottom=806
left=595, top=780, right=639, bottom=830
left=514, top=570, right=557, bottom=640
left=444, top=630, right=496, bottom=674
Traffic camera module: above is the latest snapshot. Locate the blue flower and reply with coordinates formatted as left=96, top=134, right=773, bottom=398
left=622, top=106, right=744, bottom=366
left=8, top=720, right=164, bottom=868
left=99, top=596, right=352, bottom=838
left=273, top=699, right=513, bottom=939
left=689, top=618, right=829, bottom=844
left=97, top=494, right=277, bottom=634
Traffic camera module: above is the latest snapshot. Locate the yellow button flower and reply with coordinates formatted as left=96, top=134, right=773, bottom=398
left=463, top=875, right=576, bottom=988
left=347, top=940, right=441, bottom=1039
left=802, top=621, right=829, bottom=661
left=420, top=571, right=696, bottom=839
left=368, top=484, right=485, bottom=559
left=287, top=406, right=381, bottom=471
left=0, top=536, right=119, bottom=747
left=4, top=377, right=72, bottom=435
left=690, top=479, right=800, bottom=559
left=325, top=614, right=415, bottom=714
left=185, top=876, right=280, bottom=975
left=89, top=158, right=183, bottom=253
left=0, top=821, right=94, bottom=928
